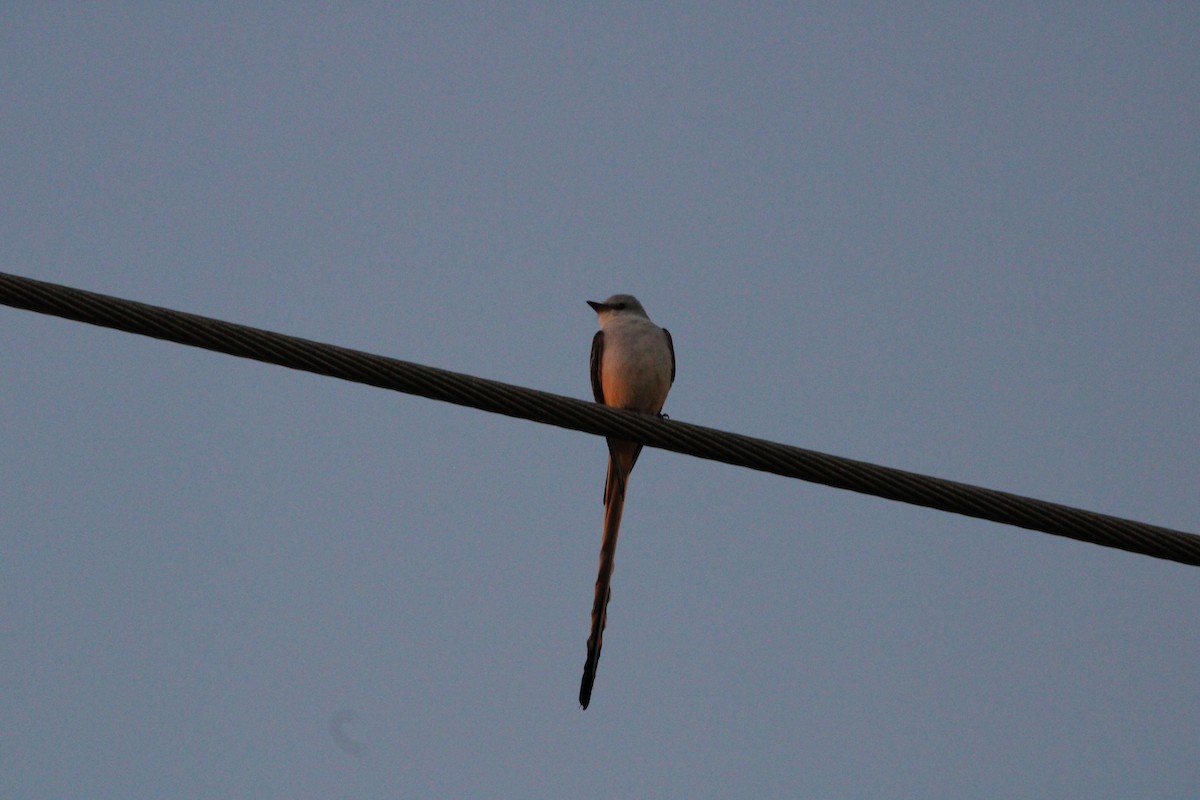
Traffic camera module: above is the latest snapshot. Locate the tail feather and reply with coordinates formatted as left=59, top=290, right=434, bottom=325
left=579, top=442, right=635, bottom=709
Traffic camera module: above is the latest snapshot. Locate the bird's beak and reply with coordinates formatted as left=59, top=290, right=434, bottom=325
left=586, top=300, right=605, bottom=312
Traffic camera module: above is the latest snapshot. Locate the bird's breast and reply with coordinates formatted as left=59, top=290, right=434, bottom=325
left=600, top=324, right=673, bottom=414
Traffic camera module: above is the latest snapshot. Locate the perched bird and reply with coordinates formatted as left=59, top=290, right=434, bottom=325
left=580, top=294, right=675, bottom=709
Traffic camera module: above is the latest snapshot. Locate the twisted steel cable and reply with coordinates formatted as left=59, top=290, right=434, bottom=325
left=3, top=271, right=1198, bottom=567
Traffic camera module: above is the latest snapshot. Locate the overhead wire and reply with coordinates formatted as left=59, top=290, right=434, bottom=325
left=3, top=271, right=1198, bottom=567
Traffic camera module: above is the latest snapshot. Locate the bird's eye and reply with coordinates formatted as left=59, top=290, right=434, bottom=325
left=615, top=302, right=626, bottom=310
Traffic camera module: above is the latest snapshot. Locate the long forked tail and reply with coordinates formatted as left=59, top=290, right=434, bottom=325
left=579, top=444, right=635, bottom=709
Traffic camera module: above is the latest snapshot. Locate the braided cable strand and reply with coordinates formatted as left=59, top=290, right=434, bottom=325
left=3, top=271, right=1198, bottom=567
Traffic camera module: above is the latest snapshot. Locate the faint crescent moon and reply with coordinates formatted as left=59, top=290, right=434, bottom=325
left=328, top=709, right=365, bottom=757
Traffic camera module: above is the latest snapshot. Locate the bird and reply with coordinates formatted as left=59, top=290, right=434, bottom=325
left=580, top=294, right=675, bottom=709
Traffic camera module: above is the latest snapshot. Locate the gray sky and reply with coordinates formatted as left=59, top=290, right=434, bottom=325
left=3, top=5, right=1198, bottom=797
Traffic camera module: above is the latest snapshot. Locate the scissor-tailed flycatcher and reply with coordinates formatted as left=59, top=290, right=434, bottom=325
left=580, top=294, right=675, bottom=709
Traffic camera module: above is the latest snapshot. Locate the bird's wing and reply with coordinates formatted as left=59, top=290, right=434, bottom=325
left=590, top=330, right=605, bottom=404
left=663, top=327, right=676, bottom=385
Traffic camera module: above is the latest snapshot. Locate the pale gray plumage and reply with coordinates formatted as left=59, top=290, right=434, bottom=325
left=580, top=294, right=675, bottom=709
